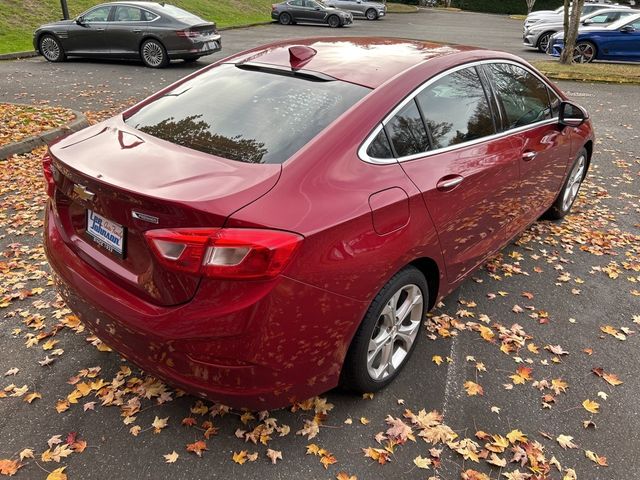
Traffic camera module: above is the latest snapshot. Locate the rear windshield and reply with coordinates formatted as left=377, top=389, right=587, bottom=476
left=125, top=64, right=370, bottom=164
left=154, top=4, right=204, bottom=21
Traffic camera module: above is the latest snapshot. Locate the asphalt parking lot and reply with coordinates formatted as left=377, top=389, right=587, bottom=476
left=1, top=8, right=639, bottom=480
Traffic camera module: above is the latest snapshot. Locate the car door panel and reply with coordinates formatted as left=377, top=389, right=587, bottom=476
left=402, top=138, right=520, bottom=282
left=108, top=6, right=147, bottom=57
left=67, top=5, right=112, bottom=54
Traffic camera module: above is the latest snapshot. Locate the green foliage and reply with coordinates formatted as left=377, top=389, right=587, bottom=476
left=0, top=0, right=273, bottom=54
left=451, top=0, right=564, bottom=15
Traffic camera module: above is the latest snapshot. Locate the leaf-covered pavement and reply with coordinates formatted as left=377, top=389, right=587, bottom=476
left=0, top=92, right=639, bottom=480
left=0, top=104, right=75, bottom=147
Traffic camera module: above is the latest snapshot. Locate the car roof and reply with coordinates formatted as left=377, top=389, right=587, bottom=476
left=228, top=37, right=491, bottom=89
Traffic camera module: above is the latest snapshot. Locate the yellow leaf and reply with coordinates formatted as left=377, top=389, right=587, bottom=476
left=232, top=451, right=248, bottom=465
left=336, top=473, right=357, bottom=480
left=164, top=451, right=179, bottom=463
left=463, top=381, right=483, bottom=396
left=46, top=467, right=67, bottom=480
left=67, top=390, right=82, bottom=404
left=413, top=455, right=431, bottom=469
left=76, top=382, right=91, bottom=396
left=582, top=399, right=600, bottom=414
left=152, top=416, right=169, bottom=433
left=432, top=355, right=443, bottom=365
left=506, top=429, right=527, bottom=444
left=55, top=400, right=70, bottom=413
left=42, top=339, right=58, bottom=351
left=359, top=417, right=370, bottom=425
left=24, top=392, right=41, bottom=403
left=603, top=373, right=623, bottom=386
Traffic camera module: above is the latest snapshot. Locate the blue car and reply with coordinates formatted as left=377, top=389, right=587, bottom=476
left=548, top=12, right=640, bottom=63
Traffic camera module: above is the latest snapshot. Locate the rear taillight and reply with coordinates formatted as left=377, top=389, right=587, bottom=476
left=272, top=4, right=276, bottom=10
left=42, top=151, right=56, bottom=198
left=176, top=29, right=199, bottom=38
left=145, top=228, right=303, bottom=280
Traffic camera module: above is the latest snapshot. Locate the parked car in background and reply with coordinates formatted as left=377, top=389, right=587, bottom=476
left=323, top=0, right=387, bottom=20
left=43, top=37, right=594, bottom=409
left=524, top=7, right=635, bottom=52
left=271, top=0, right=353, bottom=27
left=524, top=2, right=629, bottom=29
left=548, top=12, right=640, bottom=62
left=33, top=1, right=220, bottom=68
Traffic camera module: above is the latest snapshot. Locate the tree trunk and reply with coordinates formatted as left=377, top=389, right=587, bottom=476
left=560, top=0, right=585, bottom=64
left=526, top=0, right=536, bottom=14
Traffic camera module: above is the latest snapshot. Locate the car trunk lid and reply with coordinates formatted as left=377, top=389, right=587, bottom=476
left=48, top=118, right=281, bottom=306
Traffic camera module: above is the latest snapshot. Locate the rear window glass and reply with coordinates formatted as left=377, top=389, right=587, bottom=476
left=154, top=4, right=203, bottom=21
left=125, top=64, right=369, bottom=164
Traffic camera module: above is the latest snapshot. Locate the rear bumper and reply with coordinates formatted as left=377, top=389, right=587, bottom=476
left=45, top=200, right=366, bottom=409
left=168, top=34, right=222, bottom=59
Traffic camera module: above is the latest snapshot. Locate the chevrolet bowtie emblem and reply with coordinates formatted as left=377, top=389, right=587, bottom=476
left=73, top=184, right=95, bottom=202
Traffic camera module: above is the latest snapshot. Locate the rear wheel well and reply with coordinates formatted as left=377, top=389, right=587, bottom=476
left=409, top=257, right=439, bottom=311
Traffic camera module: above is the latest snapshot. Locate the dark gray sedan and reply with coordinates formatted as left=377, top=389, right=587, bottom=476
left=323, top=0, right=386, bottom=20
left=271, top=0, right=353, bottom=27
left=33, top=1, right=221, bottom=68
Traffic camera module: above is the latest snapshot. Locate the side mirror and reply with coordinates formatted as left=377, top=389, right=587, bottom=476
left=559, top=101, right=588, bottom=128
left=315, top=5, right=321, bottom=9
left=620, top=25, right=635, bottom=33
left=582, top=19, right=592, bottom=25
left=75, top=16, right=85, bottom=25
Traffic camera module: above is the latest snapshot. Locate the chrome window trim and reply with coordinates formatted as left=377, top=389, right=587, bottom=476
left=358, top=58, right=562, bottom=165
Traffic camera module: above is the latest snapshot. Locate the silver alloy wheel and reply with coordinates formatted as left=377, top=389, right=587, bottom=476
left=562, top=154, right=586, bottom=211
left=328, top=15, right=340, bottom=27
left=573, top=42, right=595, bottom=63
left=41, top=37, right=61, bottom=61
left=538, top=33, right=551, bottom=53
left=366, top=284, right=423, bottom=381
left=142, top=41, right=164, bottom=67
left=366, top=9, right=377, bottom=20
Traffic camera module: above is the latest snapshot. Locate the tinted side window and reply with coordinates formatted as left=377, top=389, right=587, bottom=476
left=366, top=127, right=394, bottom=159
left=84, top=6, right=111, bottom=22
left=114, top=6, right=143, bottom=21
left=386, top=100, right=430, bottom=157
left=416, top=67, right=495, bottom=149
left=485, top=63, right=552, bottom=129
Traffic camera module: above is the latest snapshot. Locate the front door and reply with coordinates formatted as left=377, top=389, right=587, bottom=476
left=483, top=62, right=573, bottom=232
left=65, top=5, right=112, bottom=55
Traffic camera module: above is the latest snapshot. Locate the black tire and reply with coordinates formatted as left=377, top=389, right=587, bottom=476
left=573, top=41, right=596, bottom=63
left=545, top=148, right=588, bottom=220
left=140, top=39, right=169, bottom=68
left=340, top=266, right=428, bottom=393
left=537, top=31, right=552, bottom=53
left=39, top=34, right=66, bottom=63
left=279, top=12, right=293, bottom=25
left=327, top=15, right=341, bottom=28
left=365, top=8, right=378, bottom=20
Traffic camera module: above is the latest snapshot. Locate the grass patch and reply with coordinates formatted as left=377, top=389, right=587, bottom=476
left=387, top=3, right=418, bottom=13
left=0, top=0, right=274, bottom=54
left=533, top=60, right=640, bottom=85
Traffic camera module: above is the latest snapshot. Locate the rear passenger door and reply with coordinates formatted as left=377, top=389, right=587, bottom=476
left=483, top=62, right=572, bottom=233
left=390, top=66, right=520, bottom=283
left=107, top=5, right=153, bottom=57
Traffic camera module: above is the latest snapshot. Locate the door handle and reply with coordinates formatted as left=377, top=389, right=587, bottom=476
left=95, top=28, right=105, bottom=32
left=436, top=175, right=464, bottom=191
left=522, top=150, right=537, bottom=161
left=133, top=29, right=142, bottom=33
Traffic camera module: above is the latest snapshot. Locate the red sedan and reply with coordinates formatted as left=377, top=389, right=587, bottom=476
left=43, top=37, right=594, bottom=409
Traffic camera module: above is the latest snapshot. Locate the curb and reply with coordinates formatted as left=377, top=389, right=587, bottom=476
left=218, top=21, right=273, bottom=31
left=0, top=51, right=38, bottom=60
left=0, top=105, right=90, bottom=160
